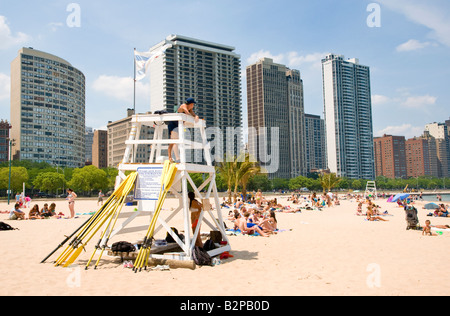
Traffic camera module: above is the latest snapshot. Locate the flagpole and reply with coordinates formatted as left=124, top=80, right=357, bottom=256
left=133, top=48, right=136, bottom=113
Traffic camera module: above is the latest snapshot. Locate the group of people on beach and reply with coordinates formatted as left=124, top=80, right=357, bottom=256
left=7, top=188, right=77, bottom=220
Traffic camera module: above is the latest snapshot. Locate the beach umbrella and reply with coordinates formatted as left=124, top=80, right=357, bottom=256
left=424, top=203, right=439, bottom=210
left=391, top=193, right=410, bottom=203
left=387, top=195, right=394, bottom=203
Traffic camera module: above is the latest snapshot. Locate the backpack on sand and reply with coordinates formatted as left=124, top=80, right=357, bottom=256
left=0, top=222, right=17, bottom=231
left=192, top=246, right=212, bottom=266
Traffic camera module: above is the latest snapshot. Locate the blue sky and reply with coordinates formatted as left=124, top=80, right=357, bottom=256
left=0, top=0, right=449, bottom=139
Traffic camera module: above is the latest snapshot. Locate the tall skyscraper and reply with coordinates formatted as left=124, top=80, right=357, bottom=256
left=322, top=54, right=375, bottom=180
left=247, top=58, right=306, bottom=179
left=304, top=114, right=326, bottom=173
left=148, top=35, right=243, bottom=162
left=10, top=47, right=86, bottom=168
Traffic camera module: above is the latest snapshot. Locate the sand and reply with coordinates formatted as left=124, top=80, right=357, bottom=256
left=1, top=194, right=449, bottom=297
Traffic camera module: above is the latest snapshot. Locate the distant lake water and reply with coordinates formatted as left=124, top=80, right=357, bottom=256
left=421, top=194, right=450, bottom=202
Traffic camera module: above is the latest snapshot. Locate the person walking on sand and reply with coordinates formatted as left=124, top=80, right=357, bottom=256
left=67, top=188, right=77, bottom=218
left=167, top=98, right=200, bottom=163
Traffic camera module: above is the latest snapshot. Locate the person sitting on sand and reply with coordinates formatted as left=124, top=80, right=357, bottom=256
left=29, top=204, right=42, bottom=220
left=235, top=212, right=269, bottom=237
left=356, top=202, right=363, bottom=216
left=40, top=203, right=52, bottom=218
left=423, top=220, right=437, bottom=236
left=259, top=210, right=278, bottom=234
left=9, top=203, right=25, bottom=220
left=366, top=206, right=389, bottom=222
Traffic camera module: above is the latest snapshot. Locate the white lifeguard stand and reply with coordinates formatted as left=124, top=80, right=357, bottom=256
left=110, top=112, right=230, bottom=263
left=365, top=181, right=377, bottom=200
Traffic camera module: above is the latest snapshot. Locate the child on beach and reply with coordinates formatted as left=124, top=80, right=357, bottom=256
left=423, top=220, right=437, bottom=236
left=29, top=204, right=42, bottom=219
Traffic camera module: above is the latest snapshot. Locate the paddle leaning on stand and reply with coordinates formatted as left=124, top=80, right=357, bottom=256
left=44, top=172, right=138, bottom=268
left=133, top=160, right=178, bottom=272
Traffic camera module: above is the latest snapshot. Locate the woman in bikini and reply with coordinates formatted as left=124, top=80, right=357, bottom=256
left=67, top=188, right=77, bottom=218
left=188, top=191, right=203, bottom=248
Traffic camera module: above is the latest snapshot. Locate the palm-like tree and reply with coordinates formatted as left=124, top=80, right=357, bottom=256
left=217, top=153, right=260, bottom=203
left=216, top=155, right=236, bottom=203
left=233, top=153, right=260, bottom=202
left=319, top=172, right=341, bottom=193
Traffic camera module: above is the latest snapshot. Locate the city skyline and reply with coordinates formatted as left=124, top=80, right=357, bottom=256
left=0, top=1, right=449, bottom=141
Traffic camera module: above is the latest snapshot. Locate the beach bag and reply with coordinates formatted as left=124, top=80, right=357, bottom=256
left=111, top=241, right=135, bottom=253
left=165, top=227, right=184, bottom=243
left=0, top=222, right=16, bottom=231
left=192, top=246, right=212, bottom=266
left=203, top=239, right=217, bottom=252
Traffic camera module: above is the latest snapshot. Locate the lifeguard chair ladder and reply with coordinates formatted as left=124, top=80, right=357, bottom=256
left=365, top=181, right=377, bottom=200
left=111, top=112, right=230, bottom=262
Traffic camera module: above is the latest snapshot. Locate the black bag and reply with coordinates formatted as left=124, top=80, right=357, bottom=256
left=165, top=227, right=184, bottom=243
left=203, top=239, right=217, bottom=252
left=111, top=241, right=135, bottom=253
left=192, top=246, right=212, bottom=266
left=0, top=222, right=16, bottom=231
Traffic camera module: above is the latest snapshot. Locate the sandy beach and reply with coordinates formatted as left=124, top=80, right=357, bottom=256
left=1, top=193, right=450, bottom=297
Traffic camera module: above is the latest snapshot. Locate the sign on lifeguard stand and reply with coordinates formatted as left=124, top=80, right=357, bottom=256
left=112, top=112, right=230, bottom=262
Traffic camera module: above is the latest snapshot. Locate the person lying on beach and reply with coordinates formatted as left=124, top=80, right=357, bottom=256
left=9, top=203, right=25, bottom=220
left=366, top=206, right=389, bottom=222
left=235, top=212, right=269, bottom=237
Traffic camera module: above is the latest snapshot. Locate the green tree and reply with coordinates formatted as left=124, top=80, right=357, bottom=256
left=233, top=153, right=260, bottom=202
left=319, top=173, right=342, bottom=193
left=0, top=167, right=29, bottom=193
left=68, top=165, right=108, bottom=194
left=33, top=172, right=66, bottom=194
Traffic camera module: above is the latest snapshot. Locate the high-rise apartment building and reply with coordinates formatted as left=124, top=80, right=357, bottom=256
left=148, top=35, right=243, bottom=162
left=304, top=114, right=326, bottom=173
left=373, top=135, right=407, bottom=179
left=322, top=54, right=375, bottom=180
left=247, top=58, right=306, bottom=179
left=85, top=126, right=94, bottom=164
left=425, top=122, right=450, bottom=177
left=107, top=109, right=153, bottom=167
left=10, top=47, right=86, bottom=168
left=0, top=120, right=11, bottom=163
left=92, top=129, right=107, bottom=169
left=406, top=136, right=439, bottom=178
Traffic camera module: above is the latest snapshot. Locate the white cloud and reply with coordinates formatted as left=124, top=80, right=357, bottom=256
left=0, top=16, right=30, bottom=50
left=92, top=75, right=150, bottom=103
left=379, top=0, right=450, bottom=47
left=0, top=73, right=10, bottom=101
left=246, top=50, right=327, bottom=69
left=401, top=94, right=437, bottom=108
left=376, top=124, right=424, bottom=139
left=396, top=39, right=434, bottom=52
left=372, top=94, right=391, bottom=105
left=246, top=50, right=284, bottom=65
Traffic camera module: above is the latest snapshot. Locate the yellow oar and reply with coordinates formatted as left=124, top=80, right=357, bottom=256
left=87, top=172, right=138, bottom=270
left=59, top=173, right=137, bottom=268
left=134, top=162, right=178, bottom=272
left=53, top=178, right=130, bottom=266
left=133, top=161, right=171, bottom=271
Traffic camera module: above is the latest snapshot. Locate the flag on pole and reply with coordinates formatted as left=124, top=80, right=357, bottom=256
left=134, top=44, right=172, bottom=81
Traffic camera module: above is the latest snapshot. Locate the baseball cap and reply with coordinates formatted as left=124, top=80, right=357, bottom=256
left=186, top=98, right=196, bottom=104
